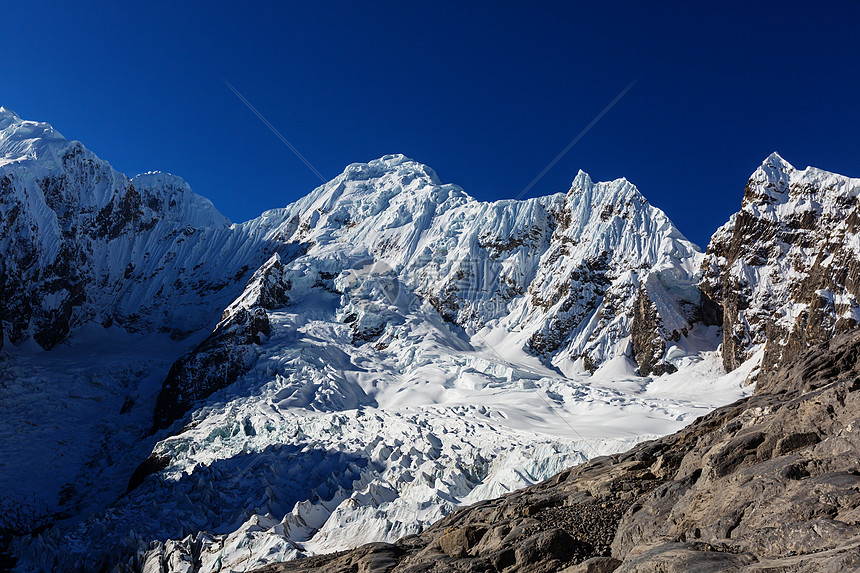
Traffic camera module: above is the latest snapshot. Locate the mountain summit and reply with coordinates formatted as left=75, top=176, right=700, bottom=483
left=701, top=152, right=860, bottom=374
left=151, top=147, right=709, bottom=428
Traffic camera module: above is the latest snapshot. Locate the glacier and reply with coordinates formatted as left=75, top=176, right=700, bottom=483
left=0, top=108, right=760, bottom=572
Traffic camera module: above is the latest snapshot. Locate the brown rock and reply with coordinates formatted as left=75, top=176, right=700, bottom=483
left=614, top=543, right=754, bottom=572
left=438, top=525, right=488, bottom=558
left=561, top=556, right=621, bottom=573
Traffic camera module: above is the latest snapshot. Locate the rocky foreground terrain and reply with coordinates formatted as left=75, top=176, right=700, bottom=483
left=257, top=331, right=860, bottom=572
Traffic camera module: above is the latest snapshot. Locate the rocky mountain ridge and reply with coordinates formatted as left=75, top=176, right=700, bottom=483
left=0, top=107, right=278, bottom=350
left=5, top=110, right=856, bottom=404
left=0, top=111, right=722, bottom=571
left=701, top=152, right=860, bottom=374
left=0, top=108, right=712, bottom=429
left=151, top=155, right=709, bottom=429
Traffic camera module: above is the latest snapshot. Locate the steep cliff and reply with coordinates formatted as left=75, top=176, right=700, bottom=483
left=701, top=152, right=860, bottom=374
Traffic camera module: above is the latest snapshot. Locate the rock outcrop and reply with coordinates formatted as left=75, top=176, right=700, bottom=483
left=255, top=330, right=860, bottom=572
left=152, top=252, right=302, bottom=430
left=701, top=152, right=860, bottom=374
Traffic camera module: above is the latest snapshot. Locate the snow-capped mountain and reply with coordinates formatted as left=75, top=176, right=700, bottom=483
left=153, top=152, right=709, bottom=430
left=700, top=152, right=860, bottom=382
left=0, top=109, right=855, bottom=572
left=0, top=106, right=282, bottom=351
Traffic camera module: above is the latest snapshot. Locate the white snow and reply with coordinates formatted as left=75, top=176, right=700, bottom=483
left=0, top=326, right=202, bottom=534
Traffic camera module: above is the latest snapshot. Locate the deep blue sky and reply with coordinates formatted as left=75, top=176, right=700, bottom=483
left=2, top=2, right=858, bottom=248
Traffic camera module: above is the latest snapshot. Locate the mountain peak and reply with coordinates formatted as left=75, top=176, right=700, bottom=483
left=132, top=171, right=231, bottom=227
left=0, top=108, right=68, bottom=166
left=291, top=153, right=463, bottom=221
left=571, top=168, right=594, bottom=189
left=567, top=169, right=649, bottom=213
left=0, top=106, right=20, bottom=121
left=741, top=152, right=795, bottom=204
left=339, top=154, right=441, bottom=186
left=762, top=151, right=794, bottom=172
left=755, top=151, right=795, bottom=183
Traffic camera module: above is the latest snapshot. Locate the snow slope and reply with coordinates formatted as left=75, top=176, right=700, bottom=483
left=0, top=106, right=282, bottom=349
left=153, top=154, right=710, bottom=430
left=0, top=326, right=200, bottom=537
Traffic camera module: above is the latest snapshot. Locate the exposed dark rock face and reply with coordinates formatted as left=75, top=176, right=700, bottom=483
left=252, top=543, right=406, bottom=573
left=630, top=272, right=716, bottom=377
left=701, top=153, right=860, bottom=374
left=527, top=251, right=614, bottom=361
left=152, top=305, right=271, bottom=430
left=0, top=158, right=112, bottom=348
left=125, top=453, right=170, bottom=494
left=255, top=330, right=860, bottom=572
left=630, top=286, right=678, bottom=376
left=631, top=286, right=664, bottom=376
left=402, top=171, right=702, bottom=376
left=152, top=253, right=298, bottom=430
